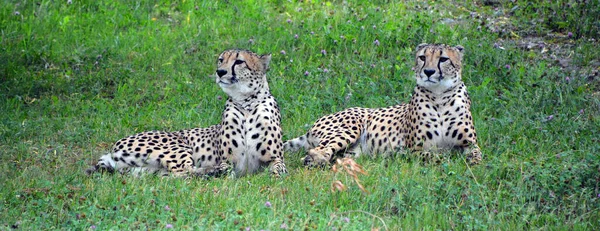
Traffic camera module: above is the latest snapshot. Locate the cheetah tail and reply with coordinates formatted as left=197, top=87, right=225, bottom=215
left=283, top=134, right=309, bottom=152
left=85, top=153, right=116, bottom=175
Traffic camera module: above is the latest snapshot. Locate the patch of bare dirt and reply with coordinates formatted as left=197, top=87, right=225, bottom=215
left=469, top=1, right=599, bottom=95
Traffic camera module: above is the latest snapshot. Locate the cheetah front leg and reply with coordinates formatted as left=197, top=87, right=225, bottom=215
left=268, top=158, right=287, bottom=177
left=409, top=137, right=443, bottom=164
left=452, top=122, right=482, bottom=165
left=256, top=124, right=287, bottom=177
left=212, top=158, right=233, bottom=176
left=305, top=128, right=362, bottom=167
left=463, top=143, right=482, bottom=165
left=265, top=134, right=287, bottom=177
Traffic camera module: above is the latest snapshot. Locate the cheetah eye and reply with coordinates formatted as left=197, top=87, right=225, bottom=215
left=439, top=57, right=449, bottom=62
left=234, top=60, right=245, bottom=65
left=418, top=55, right=426, bottom=61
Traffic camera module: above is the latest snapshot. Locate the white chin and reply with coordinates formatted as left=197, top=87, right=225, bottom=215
left=417, top=78, right=455, bottom=94
left=416, top=78, right=437, bottom=87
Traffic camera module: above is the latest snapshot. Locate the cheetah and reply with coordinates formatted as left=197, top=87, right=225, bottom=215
left=86, top=49, right=287, bottom=177
left=284, top=43, right=482, bottom=166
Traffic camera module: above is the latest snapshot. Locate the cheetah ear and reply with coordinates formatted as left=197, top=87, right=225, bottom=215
left=454, top=45, right=464, bottom=60
left=259, top=54, right=272, bottom=71
left=416, top=43, right=429, bottom=51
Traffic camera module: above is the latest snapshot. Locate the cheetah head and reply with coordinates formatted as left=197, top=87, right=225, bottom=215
left=216, top=49, right=272, bottom=101
left=414, top=44, right=464, bottom=94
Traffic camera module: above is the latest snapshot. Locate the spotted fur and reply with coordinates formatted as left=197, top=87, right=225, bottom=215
left=284, top=44, right=482, bottom=166
left=86, top=49, right=287, bottom=177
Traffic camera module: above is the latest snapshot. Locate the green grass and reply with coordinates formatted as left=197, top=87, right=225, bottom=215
left=1, top=0, right=599, bottom=230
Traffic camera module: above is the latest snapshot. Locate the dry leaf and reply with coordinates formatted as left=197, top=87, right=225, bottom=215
left=331, top=158, right=369, bottom=194
left=331, top=180, right=347, bottom=192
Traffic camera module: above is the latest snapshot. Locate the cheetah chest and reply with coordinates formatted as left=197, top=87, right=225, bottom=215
left=414, top=94, right=472, bottom=150
left=223, top=98, right=280, bottom=174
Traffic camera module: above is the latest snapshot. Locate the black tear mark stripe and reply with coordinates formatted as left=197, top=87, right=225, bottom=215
left=231, top=52, right=240, bottom=77
left=420, top=50, right=427, bottom=71
left=437, top=49, right=447, bottom=80
left=437, top=56, right=443, bottom=80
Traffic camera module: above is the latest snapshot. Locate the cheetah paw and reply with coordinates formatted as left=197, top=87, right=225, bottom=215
left=302, top=155, right=329, bottom=168
left=85, top=166, right=98, bottom=175
left=270, top=162, right=288, bottom=177
left=466, top=148, right=482, bottom=165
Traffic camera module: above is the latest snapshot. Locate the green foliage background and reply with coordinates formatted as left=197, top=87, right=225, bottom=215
left=1, top=0, right=598, bottom=230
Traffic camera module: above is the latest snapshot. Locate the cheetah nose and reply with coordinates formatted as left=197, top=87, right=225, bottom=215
left=216, top=69, right=227, bottom=77
left=424, top=69, right=436, bottom=77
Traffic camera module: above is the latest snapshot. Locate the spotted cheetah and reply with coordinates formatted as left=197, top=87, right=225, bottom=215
left=86, top=49, right=287, bottom=177
left=284, top=43, right=482, bottom=166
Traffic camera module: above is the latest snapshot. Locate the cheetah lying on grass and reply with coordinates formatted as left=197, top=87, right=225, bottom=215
left=284, top=44, right=482, bottom=166
left=87, top=49, right=287, bottom=177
